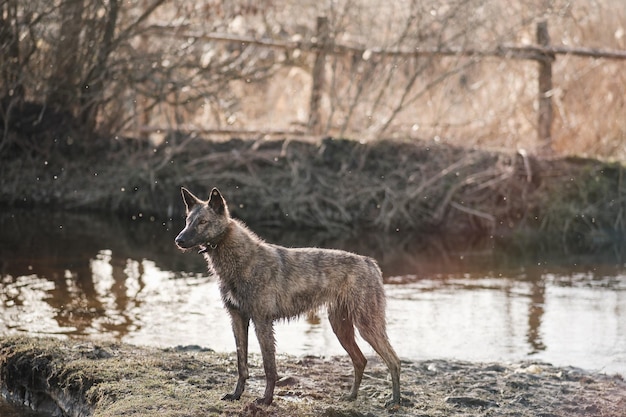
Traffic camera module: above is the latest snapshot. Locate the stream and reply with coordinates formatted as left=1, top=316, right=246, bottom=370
left=1, top=209, right=625, bottom=414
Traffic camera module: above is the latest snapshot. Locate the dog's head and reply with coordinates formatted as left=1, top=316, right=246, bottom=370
left=175, top=187, right=230, bottom=252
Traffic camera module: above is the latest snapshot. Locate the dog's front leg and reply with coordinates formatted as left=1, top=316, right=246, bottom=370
left=253, top=319, right=277, bottom=405
left=223, top=309, right=250, bottom=401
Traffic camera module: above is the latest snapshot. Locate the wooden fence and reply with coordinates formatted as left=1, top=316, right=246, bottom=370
left=149, top=17, right=626, bottom=149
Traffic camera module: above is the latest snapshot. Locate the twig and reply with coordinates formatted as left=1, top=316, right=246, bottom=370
left=450, top=201, right=495, bottom=223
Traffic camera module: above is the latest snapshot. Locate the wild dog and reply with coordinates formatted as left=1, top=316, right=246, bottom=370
left=175, top=187, right=401, bottom=407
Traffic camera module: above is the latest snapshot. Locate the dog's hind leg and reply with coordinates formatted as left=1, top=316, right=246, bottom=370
left=355, top=311, right=401, bottom=407
left=223, top=309, right=250, bottom=401
left=328, top=305, right=367, bottom=400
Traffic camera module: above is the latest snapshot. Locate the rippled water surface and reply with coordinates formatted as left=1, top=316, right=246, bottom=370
left=1, top=209, right=625, bottom=391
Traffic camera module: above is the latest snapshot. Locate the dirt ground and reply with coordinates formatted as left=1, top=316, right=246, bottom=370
left=1, top=336, right=625, bottom=417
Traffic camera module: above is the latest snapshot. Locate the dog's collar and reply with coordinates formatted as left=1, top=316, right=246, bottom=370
left=197, top=225, right=230, bottom=254
left=198, top=242, right=218, bottom=254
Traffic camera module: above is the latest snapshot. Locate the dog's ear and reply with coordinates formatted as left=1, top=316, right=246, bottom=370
left=181, top=187, right=201, bottom=212
left=208, top=187, right=226, bottom=215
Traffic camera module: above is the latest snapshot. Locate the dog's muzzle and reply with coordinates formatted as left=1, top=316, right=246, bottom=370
left=174, top=233, right=191, bottom=249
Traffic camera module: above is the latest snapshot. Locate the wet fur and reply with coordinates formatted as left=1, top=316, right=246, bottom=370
left=175, top=187, right=401, bottom=407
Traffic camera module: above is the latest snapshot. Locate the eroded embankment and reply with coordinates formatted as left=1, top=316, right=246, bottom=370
left=1, top=137, right=625, bottom=246
left=1, top=336, right=625, bottom=417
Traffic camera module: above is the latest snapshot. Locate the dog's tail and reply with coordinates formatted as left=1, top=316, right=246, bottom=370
left=350, top=257, right=386, bottom=333
left=355, top=257, right=401, bottom=394
left=330, top=256, right=401, bottom=405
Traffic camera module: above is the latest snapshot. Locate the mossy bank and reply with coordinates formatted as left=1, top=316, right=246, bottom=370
left=1, top=137, right=625, bottom=247
left=1, top=336, right=625, bottom=417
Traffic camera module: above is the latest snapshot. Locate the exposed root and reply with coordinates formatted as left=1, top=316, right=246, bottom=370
left=1, top=137, right=625, bottom=245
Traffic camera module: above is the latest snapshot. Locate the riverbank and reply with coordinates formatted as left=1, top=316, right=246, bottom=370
left=1, top=136, right=625, bottom=246
left=1, top=336, right=625, bottom=417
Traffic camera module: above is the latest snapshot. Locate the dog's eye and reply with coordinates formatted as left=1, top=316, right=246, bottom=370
left=199, top=219, right=208, bottom=225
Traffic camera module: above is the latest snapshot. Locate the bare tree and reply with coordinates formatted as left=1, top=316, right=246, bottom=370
left=46, top=0, right=84, bottom=112
left=0, top=0, right=278, bottom=152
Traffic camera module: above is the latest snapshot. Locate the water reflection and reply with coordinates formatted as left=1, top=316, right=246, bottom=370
left=527, top=269, right=546, bottom=354
left=0, top=209, right=625, bottom=375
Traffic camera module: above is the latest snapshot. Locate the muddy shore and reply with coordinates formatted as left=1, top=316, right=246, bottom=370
left=1, top=337, right=625, bottom=417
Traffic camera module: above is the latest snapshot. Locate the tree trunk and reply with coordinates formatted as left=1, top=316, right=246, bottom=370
left=79, top=0, right=119, bottom=133
left=46, top=0, right=84, bottom=112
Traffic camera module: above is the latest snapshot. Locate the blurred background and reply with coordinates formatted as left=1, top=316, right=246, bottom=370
left=1, top=0, right=624, bottom=158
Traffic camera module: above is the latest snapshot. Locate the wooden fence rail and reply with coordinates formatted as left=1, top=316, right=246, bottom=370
left=147, top=19, right=626, bottom=149
left=148, top=25, right=626, bottom=61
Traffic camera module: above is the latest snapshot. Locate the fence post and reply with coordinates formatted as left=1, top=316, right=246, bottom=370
left=536, top=20, right=554, bottom=152
left=308, top=16, right=330, bottom=135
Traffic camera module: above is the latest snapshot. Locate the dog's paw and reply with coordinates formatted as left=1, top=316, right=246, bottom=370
left=254, top=396, right=273, bottom=406
left=339, top=393, right=357, bottom=402
left=221, top=393, right=241, bottom=401
left=384, top=398, right=401, bottom=411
